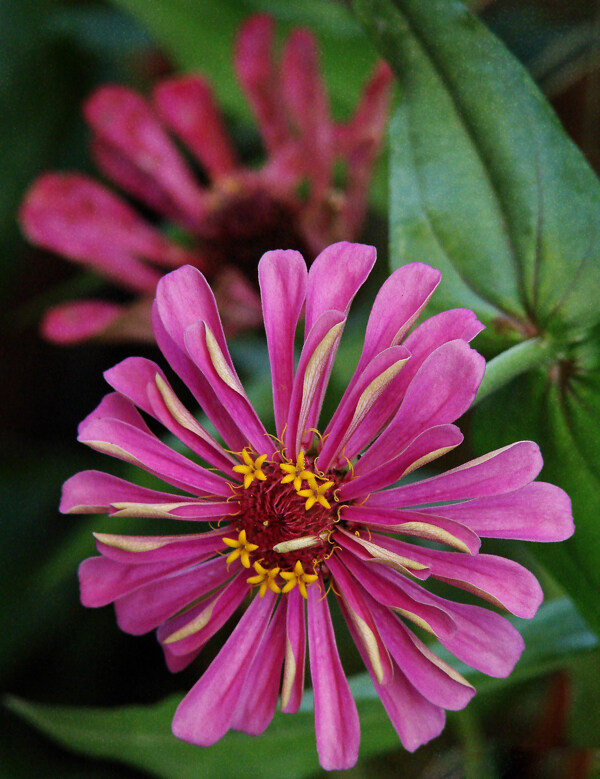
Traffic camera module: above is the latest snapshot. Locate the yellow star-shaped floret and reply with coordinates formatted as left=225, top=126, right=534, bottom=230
left=297, top=474, right=334, bottom=510
left=247, top=561, right=282, bottom=598
left=280, top=450, right=312, bottom=491
left=222, top=529, right=259, bottom=568
left=280, top=560, right=319, bottom=599
left=232, top=449, right=269, bottom=489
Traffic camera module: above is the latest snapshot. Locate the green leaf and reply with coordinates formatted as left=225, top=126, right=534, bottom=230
left=6, top=598, right=596, bottom=777
left=353, top=0, right=600, bottom=346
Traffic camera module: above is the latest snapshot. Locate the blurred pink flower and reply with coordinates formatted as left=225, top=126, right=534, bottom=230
left=19, top=15, right=392, bottom=345
left=63, top=242, right=573, bottom=769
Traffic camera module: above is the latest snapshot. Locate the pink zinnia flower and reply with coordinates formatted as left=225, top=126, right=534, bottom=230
left=63, top=242, right=574, bottom=770
left=19, top=15, right=392, bottom=345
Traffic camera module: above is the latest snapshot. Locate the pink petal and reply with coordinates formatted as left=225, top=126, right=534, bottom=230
left=421, top=482, right=574, bottom=542
left=154, top=272, right=248, bottom=450
left=84, top=86, right=207, bottom=227
left=258, top=249, right=308, bottom=436
left=367, top=441, right=543, bottom=508
left=79, top=391, right=151, bottom=434
left=356, top=340, right=485, bottom=476
left=153, top=75, right=238, bottom=177
left=342, top=504, right=481, bottom=556
left=172, top=590, right=276, bottom=746
left=79, top=554, right=205, bottom=607
left=235, top=14, right=289, bottom=154
left=41, top=301, right=123, bottom=344
left=94, top=528, right=229, bottom=565
left=282, top=28, right=333, bottom=201
left=307, top=582, right=360, bottom=771
left=335, top=62, right=394, bottom=237
left=326, top=556, right=393, bottom=685
left=351, top=263, right=441, bottom=385
left=281, top=586, right=306, bottom=714
left=369, top=599, right=475, bottom=711
left=284, top=310, right=346, bottom=458
left=304, top=242, right=376, bottom=336
left=104, top=356, right=235, bottom=472
left=336, top=546, right=455, bottom=639
left=77, top=416, right=231, bottom=496
left=341, top=599, right=447, bottom=751
left=231, top=597, right=287, bottom=735
left=158, top=573, right=249, bottom=657
left=184, top=321, right=273, bottom=455
left=318, top=346, right=411, bottom=471
left=19, top=174, right=161, bottom=291
left=60, top=470, right=192, bottom=514
left=369, top=534, right=543, bottom=618
left=114, top=555, right=231, bottom=635
left=340, top=424, right=464, bottom=500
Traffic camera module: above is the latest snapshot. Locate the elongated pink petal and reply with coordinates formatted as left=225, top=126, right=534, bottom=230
left=421, top=482, right=574, bottom=542
left=77, top=417, right=231, bottom=496
left=79, top=553, right=207, bottom=608
left=104, top=357, right=235, bottom=472
left=352, top=263, right=440, bottom=382
left=41, top=301, right=124, bottom=344
left=85, top=86, right=207, bottom=227
left=158, top=573, right=248, bottom=657
left=153, top=285, right=247, bottom=451
left=231, top=597, right=287, bottom=735
left=285, top=310, right=346, bottom=457
left=153, top=75, right=238, bottom=177
left=327, top=556, right=393, bottom=685
left=184, top=321, right=274, bottom=455
left=341, top=599, right=447, bottom=751
left=307, top=581, right=360, bottom=771
left=368, top=441, right=543, bottom=508
left=304, top=242, right=375, bottom=335
left=357, top=340, right=485, bottom=475
left=258, top=249, right=308, bottom=436
left=369, top=599, right=475, bottom=711
left=340, top=425, right=463, bottom=500
left=172, top=590, right=276, bottom=745
left=369, top=534, right=543, bottom=618
left=235, top=14, right=289, bottom=154
left=342, top=504, right=481, bottom=556
left=282, top=28, right=333, bottom=201
left=335, top=62, right=394, bottom=237
left=281, top=586, right=306, bottom=714
left=60, top=470, right=191, bottom=514
left=93, top=528, right=228, bottom=565
left=336, top=547, right=454, bottom=639
left=115, top=556, right=231, bottom=635
left=79, top=391, right=151, bottom=434
left=318, top=346, right=411, bottom=471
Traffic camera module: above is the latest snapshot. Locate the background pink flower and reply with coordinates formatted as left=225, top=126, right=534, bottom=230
left=63, top=242, right=574, bottom=770
left=19, top=15, right=392, bottom=345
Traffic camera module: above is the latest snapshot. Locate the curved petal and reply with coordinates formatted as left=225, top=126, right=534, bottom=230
left=153, top=75, right=238, bottom=177
left=258, top=249, right=308, bottom=436
left=367, top=442, right=543, bottom=508
left=356, top=340, right=485, bottom=476
left=172, top=590, right=276, bottom=746
left=304, top=242, right=375, bottom=336
left=420, top=482, right=574, bottom=542
left=41, top=301, right=125, bottom=345
left=93, top=528, right=229, bottom=565
left=231, top=596, right=287, bottom=735
left=281, top=586, right=306, bottom=714
left=307, top=581, right=360, bottom=771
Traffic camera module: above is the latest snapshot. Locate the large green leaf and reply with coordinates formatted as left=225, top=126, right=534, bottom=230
left=6, top=598, right=596, bottom=777
left=352, top=0, right=600, bottom=635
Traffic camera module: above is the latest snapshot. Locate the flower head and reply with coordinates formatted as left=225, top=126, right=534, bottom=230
left=19, top=15, right=392, bottom=345
left=64, top=242, right=574, bottom=770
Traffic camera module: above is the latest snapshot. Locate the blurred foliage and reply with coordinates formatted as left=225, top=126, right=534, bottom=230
left=2, top=0, right=600, bottom=777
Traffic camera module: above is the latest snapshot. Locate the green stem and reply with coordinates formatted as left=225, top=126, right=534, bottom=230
left=453, top=707, right=497, bottom=779
left=473, top=337, right=555, bottom=407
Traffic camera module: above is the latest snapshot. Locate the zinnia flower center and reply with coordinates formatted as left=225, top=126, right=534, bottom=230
left=223, top=446, right=342, bottom=598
